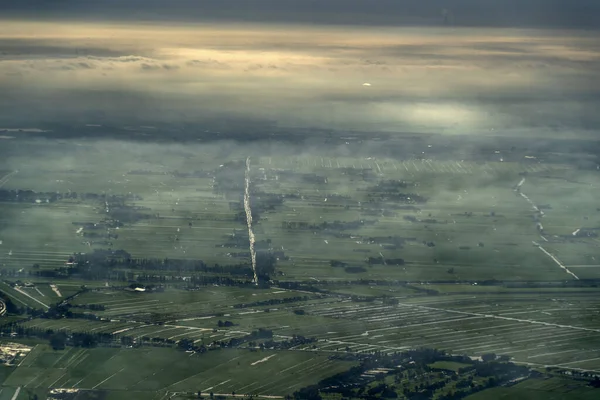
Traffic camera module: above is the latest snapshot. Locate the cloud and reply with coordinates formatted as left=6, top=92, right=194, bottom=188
left=0, top=20, right=598, bottom=137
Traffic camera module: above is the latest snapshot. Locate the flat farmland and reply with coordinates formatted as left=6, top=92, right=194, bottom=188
left=250, top=155, right=577, bottom=282
left=14, top=285, right=600, bottom=372
left=68, top=287, right=314, bottom=319
left=0, top=141, right=253, bottom=274
left=2, top=139, right=600, bottom=399
left=295, top=290, right=600, bottom=371
left=0, top=202, right=96, bottom=270
left=0, top=345, right=355, bottom=398
left=466, top=376, right=600, bottom=399
left=21, top=318, right=250, bottom=345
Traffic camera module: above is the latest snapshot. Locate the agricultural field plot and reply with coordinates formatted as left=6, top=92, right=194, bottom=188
left=466, top=376, right=600, bottom=400
left=0, top=281, right=53, bottom=310
left=285, top=291, right=600, bottom=371
left=0, top=202, right=95, bottom=271
left=24, top=285, right=597, bottom=372
left=513, top=170, right=600, bottom=279
left=2, top=140, right=600, bottom=399
left=21, top=318, right=249, bottom=346
left=0, top=187, right=244, bottom=271
left=0, top=142, right=253, bottom=275
left=0, top=345, right=355, bottom=397
left=249, top=156, right=575, bottom=282
left=69, top=287, right=314, bottom=321
left=521, top=171, right=600, bottom=234
left=259, top=156, right=566, bottom=176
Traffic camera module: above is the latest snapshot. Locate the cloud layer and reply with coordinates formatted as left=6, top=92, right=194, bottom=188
left=0, top=20, right=599, bottom=137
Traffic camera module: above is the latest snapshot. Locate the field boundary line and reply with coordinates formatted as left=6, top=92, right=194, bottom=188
left=14, top=286, right=50, bottom=309
left=9, top=387, right=20, bottom=400
left=396, top=302, right=600, bottom=333
left=92, top=367, right=125, bottom=389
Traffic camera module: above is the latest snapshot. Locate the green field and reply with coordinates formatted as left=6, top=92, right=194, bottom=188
left=1, top=139, right=600, bottom=399
left=466, top=377, right=599, bottom=400
left=0, top=345, right=355, bottom=398
left=428, top=361, right=471, bottom=372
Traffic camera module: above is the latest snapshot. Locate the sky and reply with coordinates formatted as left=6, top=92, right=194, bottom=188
left=3, top=1, right=600, bottom=28
left=0, top=1, right=599, bottom=139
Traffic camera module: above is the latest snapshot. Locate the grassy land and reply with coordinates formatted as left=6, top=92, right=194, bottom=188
left=0, top=345, right=355, bottom=398
left=1, top=140, right=600, bottom=399
left=466, top=377, right=600, bottom=400
left=428, top=361, right=471, bottom=372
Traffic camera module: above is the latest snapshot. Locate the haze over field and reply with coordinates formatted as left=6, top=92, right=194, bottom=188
left=1, top=2, right=600, bottom=400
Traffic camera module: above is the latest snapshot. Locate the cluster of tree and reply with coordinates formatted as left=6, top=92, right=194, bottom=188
left=252, top=335, right=317, bottom=351
left=345, top=266, right=367, bottom=273
left=470, top=359, right=529, bottom=380
left=330, top=260, right=347, bottom=268
left=367, top=192, right=427, bottom=204
left=43, top=301, right=102, bottom=321
left=71, top=220, right=123, bottom=231
left=127, top=169, right=169, bottom=176
left=325, top=194, right=351, bottom=200
left=227, top=251, right=251, bottom=258
left=403, top=215, right=444, bottom=226
left=435, top=378, right=499, bottom=400
left=407, top=285, right=440, bottom=296
left=361, top=209, right=398, bottom=217
left=365, top=236, right=417, bottom=247
left=281, top=219, right=378, bottom=231
left=367, top=256, right=405, bottom=266
left=361, top=202, right=421, bottom=212
left=52, top=331, right=112, bottom=349
left=70, top=303, right=106, bottom=311
left=0, top=325, right=115, bottom=349
left=233, top=295, right=310, bottom=309
left=364, top=179, right=412, bottom=192
left=183, top=276, right=255, bottom=287
left=81, top=231, right=118, bottom=240
left=296, top=365, right=367, bottom=400
left=206, top=328, right=275, bottom=350
left=275, top=281, right=323, bottom=292
left=171, top=170, right=212, bottom=178
left=120, top=335, right=178, bottom=347
left=254, top=251, right=277, bottom=281
left=249, top=192, right=285, bottom=213
left=0, top=189, right=80, bottom=203
left=277, top=171, right=327, bottom=184
left=217, top=320, right=235, bottom=327
left=54, top=250, right=267, bottom=282
left=97, top=193, right=143, bottom=201
left=293, top=348, right=537, bottom=400
left=339, top=167, right=378, bottom=181
left=107, top=205, right=152, bottom=224
left=234, top=209, right=262, bottom=224
left=176, top=337, right=208, bottom=353
left=366, top=383, right=398, bottom=398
